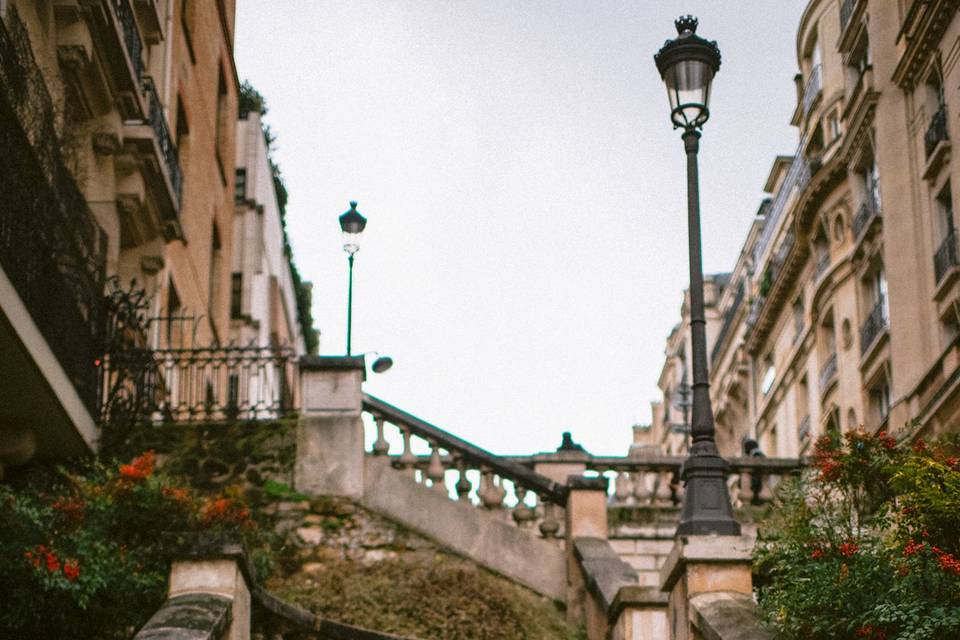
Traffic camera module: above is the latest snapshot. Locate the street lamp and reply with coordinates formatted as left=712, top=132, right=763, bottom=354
left=655, top=16, right=740, bottom=536
left=339, top=200, right=367, bottom=356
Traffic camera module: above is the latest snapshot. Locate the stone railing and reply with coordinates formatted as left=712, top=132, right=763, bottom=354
left=362, top=393, right=569, bottom=538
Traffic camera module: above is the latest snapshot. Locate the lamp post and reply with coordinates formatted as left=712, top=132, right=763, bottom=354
left=339, top=201, right=367, bottom=356
left=655, top=16, right=740, bottom=536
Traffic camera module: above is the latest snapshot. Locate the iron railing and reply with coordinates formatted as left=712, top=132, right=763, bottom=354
left=852, top=196, right=880, bottom=240
left=802, top=65, right=823, bottom=118
left=819, top=352, right=837, bottom=392
left=0, top=11, right=108, bottom=415
left=711, top=283, right=745, bottom=362
left=111, top=0, right=144, bottom=80
left=798, top=415, right=811, bottom=441
left=840, top=0, right=858, bottom=31
left=859, top=297, right=887, bottom=356
left=142, top=76, right=183, bottom=206
left=934, top=230, right=958, bottom=284
left=924, top=105, right=949, bottom=159
left=753, top=139, right=810, bottom=269
left=814, top=250, right=831, bottom=280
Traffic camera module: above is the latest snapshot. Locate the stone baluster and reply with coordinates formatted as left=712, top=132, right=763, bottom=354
left=371, top=416, right=389, bottom=455
left=396, top=427, right=418, bottom=478
left=727, top=473, right=743, bottom=509
left=479, top=469, right=505, bottom=509
left=512, top=484, right=536, bottom=527
left=614, top=471, right=632, bottom=505
left=654, top=470, right=673, bottom=505
left=454, top=458, right=472, bottom=501
left=669, top=470, right=682, bottom=506
left=427, top=441, right=447, bottom=492
left=632, top=469, right=652, bottom=505
left=539, top=500, right=560, bottom=539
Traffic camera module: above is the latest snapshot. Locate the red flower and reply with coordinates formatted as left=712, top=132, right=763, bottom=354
left=903, top=540, right=924, bottom=556
left=810, top=548, right=825, bottom=559
left=62, top=560, right=80, bottom=582
left=23, top=549, right=40, bottom=569
left=946, top=457, right=959, bottom=469
left=45, top=551, right=60, bottom=573
left=913, top=438, right=927, bottom=453
left=877, top=431, right=896, bottom=451
left=161, top=486, right=191, bottom=503
left=51, top=497, right=85, bottom=523
left=119, top=451, right=155, bottom=481
left=839, top=542, right=859, bottom=557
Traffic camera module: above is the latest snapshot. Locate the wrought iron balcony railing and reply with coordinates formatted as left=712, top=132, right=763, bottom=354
left=934, top=230, right=958, bottom=285
left=840, top=0, right=858, bottom=31
left=142, top=76, right=183, bottom=207
left=819, top=352, right=837, bottom=393
left=852, top=196, right=881, bottom=240
left=802, top=64, right=823, bottom=118
left=0, top=11, right=108, bottom=415
left=711, top=283, right=745, bottom=362
left=924, top=105, right=949, bottom=159
left=859, top=297, right=887, bottom=356
left=111, top=0, right=144, bottom=80
left=753, top=138, right=809, bottom=270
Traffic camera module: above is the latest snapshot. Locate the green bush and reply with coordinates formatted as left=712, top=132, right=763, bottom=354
left=754, top=431, right=960, bottom=640
left=0, top=452, right=265, bottom=639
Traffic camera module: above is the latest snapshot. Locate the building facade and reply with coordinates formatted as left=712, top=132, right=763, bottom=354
left=648, top=0, right=960, bottom=458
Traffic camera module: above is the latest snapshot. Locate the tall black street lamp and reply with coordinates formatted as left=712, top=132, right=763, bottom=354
left=655, top=16, right=740, bottom=536
left=339, top=201, right=367, bottom=356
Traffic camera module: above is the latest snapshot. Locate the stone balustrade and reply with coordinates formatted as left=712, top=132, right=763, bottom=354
left=362, top=393, right=568, bottom=540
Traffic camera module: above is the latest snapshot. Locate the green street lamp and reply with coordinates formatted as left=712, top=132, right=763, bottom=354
left=655, top=16, right=740, bottom=536
left=339, top=201, right=367, bottom=356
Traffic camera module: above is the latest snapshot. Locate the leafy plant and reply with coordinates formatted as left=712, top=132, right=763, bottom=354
left=754, top=431, right=960, bottom=640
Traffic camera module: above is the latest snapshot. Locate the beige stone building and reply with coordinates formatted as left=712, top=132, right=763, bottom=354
left=0, top=0, right=240, bottom=467
left=648, top=0, right=960, bottom=457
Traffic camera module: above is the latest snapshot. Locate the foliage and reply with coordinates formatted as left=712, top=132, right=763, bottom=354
left=238, top=80, right=268, bottom=118
left=268, top=555, right=584, bottom=640
left=0, top=453, right=268, bottom=639
left=754, top=431, right=960, bottom=640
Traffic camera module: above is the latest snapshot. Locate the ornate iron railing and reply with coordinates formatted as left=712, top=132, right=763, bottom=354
left=111, top=0, right=144, bottom=80
left=924, top=105, right=949, bottom=159
left=142, top=76, right=183, bottom=206
left=840, top=0, right=858, bottom=31
left=0, top=10, right=108, bottom=415
left=859, top=297, right=887, bottom=356
left=852, top=196, right=880, bottom=240
left=711, top=283, right=745, bottom=362
left=753, top=138, right=809, bottom=269
left=819, top=352, right=837, bottom=393
left=802, top=64, right=823, bottom=118
left=934, top=230, right=958, bottom=285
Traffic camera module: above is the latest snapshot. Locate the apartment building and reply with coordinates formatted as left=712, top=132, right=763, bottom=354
left=0, top=0, right=239, bottom=471
left=646, top=0, right=960, bottom=458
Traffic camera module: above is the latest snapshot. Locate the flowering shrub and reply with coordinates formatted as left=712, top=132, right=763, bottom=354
left=755, top=431, right=960, bottom=639
left=0, top=452, right=264, bottom=639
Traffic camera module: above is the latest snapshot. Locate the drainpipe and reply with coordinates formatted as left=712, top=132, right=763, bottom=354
left=162, top=0, right=174, bottom=109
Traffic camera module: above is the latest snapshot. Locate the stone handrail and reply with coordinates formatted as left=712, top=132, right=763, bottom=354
left=688, top=592, right=774, bottom=640
left=362, top=393, right=568, bottom=537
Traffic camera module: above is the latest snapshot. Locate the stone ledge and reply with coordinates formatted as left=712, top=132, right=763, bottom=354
left=660, top=535, right=753, bottom=593
left=568, top=475, right=609, bottom=491
left=608, top=584, right=668, bottom=624
left=299, top=355, right=366, bottom=372
left=133, top=592, right=232, bottom=640
left=689, top=591, right=774, bottom=640
left=572, top=537, right=638, bottom=610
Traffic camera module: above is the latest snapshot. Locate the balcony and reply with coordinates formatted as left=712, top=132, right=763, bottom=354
left=859, top=298, right=888, bottom=357
left=819, top=352, right=837, bottom=395
left=852, top=196, right=881, bottom=242
left=925, top=106, right=949, bottom=159
left=934, top=230, right=958, bottom=286
left=711, top=284, right=745, bottom=363
left=798, top=415, right=811, bottom=442
left=120, top=76, right=183, bottom=235
left=840, top=0, right=857, bottom=30
left=814, top=250, right=830, bottom=281
left=802, top=65, right=823, bottom=120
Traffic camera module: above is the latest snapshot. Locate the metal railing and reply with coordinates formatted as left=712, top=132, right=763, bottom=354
left=814, top=249, right=831, bottom=280
left=0, top=11, right=108, bottom=415
left=924, top=105, right=949, bottom=159
left=840, top=0, right=858, bottom=31
left=711, top=283, right=745, bottom=362
left=819, top=352, right=837, bottom=392
left=798, top=415, right=811, bottom=441
left=859, top=297, right=887, bottom=356
left=142, top=76, right=183, bottom=206
left=934, top=230, right=958, bottom=285
left=852, top=196, right=880, bottom=240
left=753, top=139, right=810, bottom=269
left=802, top=65, right=823, bottom=118
left=111, top=0, right=144, bottom=80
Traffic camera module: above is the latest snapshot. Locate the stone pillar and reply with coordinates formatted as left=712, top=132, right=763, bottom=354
left=294, top=356, right=366, bottom=499
left=167, top=557, right=251, bottom=640
left=564, top=475, right=609, bottom=627
left=609, top=586, right=669, bottom=640
left=659, top=535, right=754, bottom=640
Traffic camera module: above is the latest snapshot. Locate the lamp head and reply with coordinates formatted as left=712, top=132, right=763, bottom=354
left=654, top=16, right=721, bottom=130
left=339, top=201, right=367, bottom=255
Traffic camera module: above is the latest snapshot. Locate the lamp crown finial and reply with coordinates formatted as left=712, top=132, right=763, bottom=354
left=349, top=200, right=358, bottom=209
left=675, top=15, right=698, bottom=35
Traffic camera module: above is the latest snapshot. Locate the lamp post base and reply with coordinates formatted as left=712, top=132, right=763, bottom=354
left=675, top=453, right=741, bottom=536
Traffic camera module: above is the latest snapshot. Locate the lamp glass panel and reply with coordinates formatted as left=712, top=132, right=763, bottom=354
left=343, top=230, right=360, bottom=255
left=665, top=58, right=714, bottom=126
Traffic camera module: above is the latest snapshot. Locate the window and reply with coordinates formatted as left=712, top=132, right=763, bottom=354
left=180, top=0, right=196, bottom=63
left=865, top=159, right=882, bottom=211
left=235, top=168, right=247, bottom=202
left=793, top=296, right=805, bottom=340
left=871, top=268, right=889, bottom=319
left=760, top=354, right=776, bottom=395
left=871, top=379, right=891, bottom=423
left=937, top=182, right=954, bottom=239
left=230, top=273, right=243, bottom=319
left=165, top=279, right=181, bottom=348
left=208, top=225, right=223, bottom=328
left=826, top=110, right=841, bottom=142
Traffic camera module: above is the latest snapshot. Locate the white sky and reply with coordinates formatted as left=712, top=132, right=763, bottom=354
left=235, top=1, right=809, bottom=456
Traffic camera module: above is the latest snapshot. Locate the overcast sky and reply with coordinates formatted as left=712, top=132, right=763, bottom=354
left=235, top=1, right=809, bottom=456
